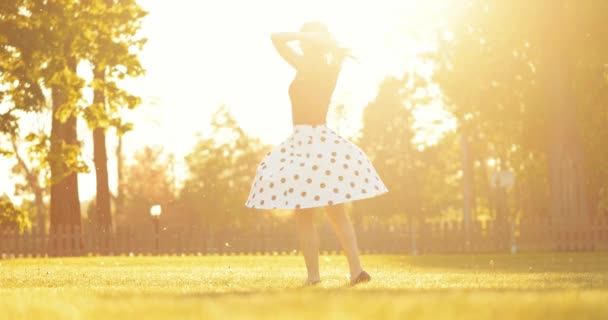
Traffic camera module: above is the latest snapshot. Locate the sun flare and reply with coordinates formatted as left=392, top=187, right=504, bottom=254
left=1, top=0, right=456, bottom=202
left=132, top=0, right=454, bottom=148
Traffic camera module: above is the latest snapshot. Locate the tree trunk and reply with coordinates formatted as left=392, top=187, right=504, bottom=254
left=34, top=188, right=46, bottom=232
left=90, top=0, right=116, bottom=247
left=115, top=132, right=125, bottom=226
left=542, top=10, right=590, bottom=226
left=460, top=125, right=474, bottom=240
left=49, top=52, right=82, bottom=233
left=93, top=66, right=112, bottom=235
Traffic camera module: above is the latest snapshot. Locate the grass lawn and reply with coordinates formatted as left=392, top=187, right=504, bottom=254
left=1, top=253, right=607, bottom=319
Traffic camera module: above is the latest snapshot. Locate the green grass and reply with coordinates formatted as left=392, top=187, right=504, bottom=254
left=1, top=253, right=607, bottom=319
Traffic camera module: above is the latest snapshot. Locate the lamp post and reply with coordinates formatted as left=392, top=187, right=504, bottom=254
left=150, top=205, right=162, bottom=254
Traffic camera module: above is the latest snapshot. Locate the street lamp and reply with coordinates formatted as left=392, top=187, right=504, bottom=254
left=150, top=205, right=162, bottom=254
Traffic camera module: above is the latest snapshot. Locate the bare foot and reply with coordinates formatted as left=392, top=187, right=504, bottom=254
left=350, top=270, right=371, bottom=286
left=303, top=278, right=321, bottom=286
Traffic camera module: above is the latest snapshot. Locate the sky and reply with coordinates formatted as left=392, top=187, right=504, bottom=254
left=0, top=0, right=456, bottom=203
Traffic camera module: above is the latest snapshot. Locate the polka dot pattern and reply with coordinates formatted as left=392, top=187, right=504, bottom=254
left=245, top=124, right=388, bottom=209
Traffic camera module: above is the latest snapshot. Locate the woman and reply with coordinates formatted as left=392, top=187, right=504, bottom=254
left=245, top=21, right=388, bottom=286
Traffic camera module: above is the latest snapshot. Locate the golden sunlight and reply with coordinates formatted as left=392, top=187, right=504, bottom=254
left=2, top=0, right=456, bottom=201
left=129, top=0, right=453, bottom=148
left=3, top=2, right=607, bottom=317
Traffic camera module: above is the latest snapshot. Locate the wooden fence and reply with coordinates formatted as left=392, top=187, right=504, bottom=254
left=1, top=216, right=608, bottom=258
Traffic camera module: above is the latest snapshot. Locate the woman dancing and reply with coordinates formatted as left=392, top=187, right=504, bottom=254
left=245, top=21, right=388, bottom=286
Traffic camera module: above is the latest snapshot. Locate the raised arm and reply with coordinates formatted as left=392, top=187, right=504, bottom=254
left=271, top=32, right=306, bottom=69
left=271, top=31, right=340, bottom=69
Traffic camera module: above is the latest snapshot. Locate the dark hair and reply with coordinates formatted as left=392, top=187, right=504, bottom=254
left=299, top=21, right=340, bottom=57
left=300, top=21, right=330, bottom=34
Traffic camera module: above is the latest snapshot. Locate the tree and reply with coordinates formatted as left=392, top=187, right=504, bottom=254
left=9, top=132, right=49, bottom=231
left=432, top=0, right=608, bottom=226
left=112, top=120, right=132, bottom=232
left=79, top=0, right=147, bottom=234
left=356, top=73, right=458, bottom=226
left=44, top=0, right=90, bottom=230
left=1, top=0, right=88, bottom=230
left=121, top=146, right=175, bottom=227
left=0, top=1, right=47, bottom=138
left=178, top=106, right=270, bottom=228
left=1, top=1, right=147, bottom=236
left=0, top=196, right=31, bottom=233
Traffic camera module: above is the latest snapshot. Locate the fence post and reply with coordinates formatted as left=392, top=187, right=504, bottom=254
left=61, top=224, right=68, bottom=257
left=409, top=220, right=417, bottom=256
left=65, top=225, right=72, bottom=257
left=48, top=225, right=55, bottom=257
left=510, top=219, right=517, bottom=254
left=0, top=228, right=4, bottom=258
left=73, top=225, right=82, bottom=257
left=12, top=228, right=20, bottom=257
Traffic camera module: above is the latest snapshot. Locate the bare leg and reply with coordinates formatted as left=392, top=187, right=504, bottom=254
left=324, top=204, right=364, bottom=279
left=295, top=208, right=320, bottom=283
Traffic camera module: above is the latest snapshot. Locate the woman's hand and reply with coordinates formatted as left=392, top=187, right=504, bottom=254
left=271, top=30, right=351, bottom=68
left=272, top=31, right=336, bottom=47
left=299, top=31, right=338, bottom=49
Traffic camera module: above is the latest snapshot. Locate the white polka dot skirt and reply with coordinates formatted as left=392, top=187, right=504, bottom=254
left=245, top=124, right=388, bottom=210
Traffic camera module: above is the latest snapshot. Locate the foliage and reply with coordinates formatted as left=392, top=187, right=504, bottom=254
left=81, top=0, right=147, bottom=131
left=2, top=0, right=608, bottom=234
left=0, top=196, right=31, bottom=233
left=0, top=0, right=147, bottom=229
left=356, top=74, right=460, bottom=223
left=120, top=146, right=176, bottom=227
left=431, top=0, right=608, bottom=220
left=178, top=106, right=271, bottom=227
left=10, top=133, right=49, bottom=196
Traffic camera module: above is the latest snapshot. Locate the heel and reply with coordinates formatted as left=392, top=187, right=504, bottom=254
left=350, top=271, right=371, bottom=286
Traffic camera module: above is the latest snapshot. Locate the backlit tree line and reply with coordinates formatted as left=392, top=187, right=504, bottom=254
left=1, top=0, right=607, bottom=235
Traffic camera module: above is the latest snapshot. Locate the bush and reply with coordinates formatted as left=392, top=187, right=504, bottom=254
left=0, top=198, right=31, bottom=233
